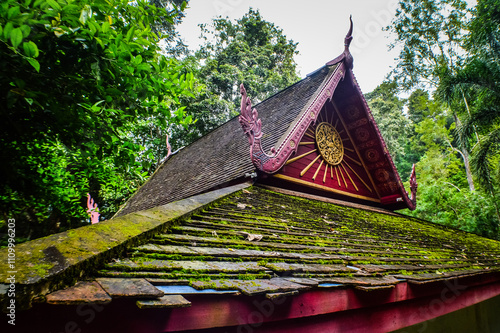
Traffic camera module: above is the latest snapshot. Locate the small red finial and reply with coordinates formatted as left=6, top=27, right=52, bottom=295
left=87, top=193, right=100, bottom=224
left=343, top=16, right=354, bottom=69
left=326, top=16, right=354, bottom=68
left=166, top=134, right=172, bottom=160
left=345, top=15, right=353, bottom=50
left=410, top=164, right=418, bottom=199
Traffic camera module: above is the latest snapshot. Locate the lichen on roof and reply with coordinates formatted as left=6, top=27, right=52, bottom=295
left=0, top=183, right=250, bottom=309
left=97, top=186, right=500, bottom=287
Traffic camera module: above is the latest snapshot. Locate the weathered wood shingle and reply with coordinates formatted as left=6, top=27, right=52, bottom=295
left=116, top=67, right=332, bottom=216
left=94, top=186, right=500, bottom=298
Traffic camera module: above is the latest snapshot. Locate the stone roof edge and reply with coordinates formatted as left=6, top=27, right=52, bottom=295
left=0, top=182, right=252, bottom=310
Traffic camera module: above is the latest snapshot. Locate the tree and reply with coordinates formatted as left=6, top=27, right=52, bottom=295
left=402, top=92, right=498, bottom=239
left=388, top=0, right=477, bottom=191
left=408, top=147, right=498, bottom=239
left=437, top=0, right=500, bottom=230
left=148, top=0, right=190, bottom=56
left=407, top=89, right=430, bottom=125
left=388, top=0, right=469, bottom=90
left=170, top=8, right=300, bottom=148
left=365, top=81, right=416, bottom=177
left=0, top=0, right=196, bottom=241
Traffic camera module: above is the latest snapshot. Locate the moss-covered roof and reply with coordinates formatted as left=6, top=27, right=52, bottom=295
left=0, top=183, right=250, bottom=309
left=104, top=186, right=500, bottom=279
left=41, top=186, right=500, bottom=306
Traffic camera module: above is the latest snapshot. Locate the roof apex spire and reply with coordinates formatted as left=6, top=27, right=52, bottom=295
left=344, top=15, right=353, bottom=50
left=326, top=16, right=354, bottom=69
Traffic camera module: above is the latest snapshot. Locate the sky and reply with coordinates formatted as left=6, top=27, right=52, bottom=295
left=177, top=0, right=404, bottom=94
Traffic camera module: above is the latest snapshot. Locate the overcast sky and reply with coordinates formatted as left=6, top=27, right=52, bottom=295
left=177, top=0, right=405, bottom=94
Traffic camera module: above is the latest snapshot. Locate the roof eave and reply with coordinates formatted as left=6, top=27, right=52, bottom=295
left=16, top=271, right=500, bottom=332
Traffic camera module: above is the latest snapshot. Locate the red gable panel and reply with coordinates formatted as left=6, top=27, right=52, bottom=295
left=277, top=98, right=379, bottom=204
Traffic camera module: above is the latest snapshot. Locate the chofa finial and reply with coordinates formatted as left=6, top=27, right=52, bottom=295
left=343, top=16, right=354, bottom=69
left=345, top=15, right=353, bottom=49
left=326, top=16, right=354, bottom=69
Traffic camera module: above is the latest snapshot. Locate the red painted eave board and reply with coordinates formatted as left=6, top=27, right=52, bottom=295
left=8, top=273, right=500, bottom=333
left=158, top=276, right=500, bottom=332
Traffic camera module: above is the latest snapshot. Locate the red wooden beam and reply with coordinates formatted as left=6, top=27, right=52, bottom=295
left=7, top=274, right=500, bottom=333
left=156, top=276, right=500, bottom=332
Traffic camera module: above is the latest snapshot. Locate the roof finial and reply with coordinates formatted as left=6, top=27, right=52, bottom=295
left=344, top=15, right=353, bottom=50
left=325, top=16, right=354, bottom=69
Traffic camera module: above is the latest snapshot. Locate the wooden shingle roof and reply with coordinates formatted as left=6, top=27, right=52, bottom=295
left=4, top=184, right=500, bottom=332
left=116, top=66, right=334, bottom=217
left=34, top=185, right=500, bottom=331
left=104, top=186, right=500, bottom=290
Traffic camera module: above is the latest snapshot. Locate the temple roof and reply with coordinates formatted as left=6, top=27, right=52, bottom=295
left=103, top=186, right=500, bottom=287
left=116, top=65, right=333, bottom=217
left=3, top=20, right=500, bottom=332
left=4, top=184, right=500, bottom=332
left=118, top=18, right=416, bottom=216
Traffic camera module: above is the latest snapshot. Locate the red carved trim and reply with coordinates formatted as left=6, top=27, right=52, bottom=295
left=239, top=63, right=345, bottom=174
left=350, top=71, right=417, bottom=210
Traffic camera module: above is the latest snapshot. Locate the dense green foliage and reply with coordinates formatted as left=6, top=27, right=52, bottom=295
left=389, top=0, right=476, bottom=192
left=170, top=9, right=300, bottom=148
left=438, top=0, right=500, bottom=195
left=1, top=0, right=498, bottom=244
left=374, top=0, right=500, bottom=239
left=388, top=0, right=469, bottom=89
left=0, top=0, right=195, bottom=240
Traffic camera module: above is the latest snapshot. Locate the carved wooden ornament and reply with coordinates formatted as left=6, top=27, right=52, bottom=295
left=239, top=63, right=345, bottom=174
left=87, top=193, right=100, bottom=224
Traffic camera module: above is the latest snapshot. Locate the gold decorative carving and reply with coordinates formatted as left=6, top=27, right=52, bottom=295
left=315, top=122, right=344, bottom=165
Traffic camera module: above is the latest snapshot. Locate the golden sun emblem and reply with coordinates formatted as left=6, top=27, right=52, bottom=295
left=283, top=108, right=373, bottom=194
left=315, top=122, right=344, bottom=165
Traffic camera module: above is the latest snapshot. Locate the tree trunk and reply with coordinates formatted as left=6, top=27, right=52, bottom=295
left=461, top=147, right=475, bottom=192
left=453, top=112, right=475, bottom=192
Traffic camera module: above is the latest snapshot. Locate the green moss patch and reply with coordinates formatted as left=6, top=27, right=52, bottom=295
left=0, top=182, right=251, bottom=309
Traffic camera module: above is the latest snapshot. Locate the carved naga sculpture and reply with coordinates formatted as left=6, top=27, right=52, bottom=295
left=239, top=84, right=276, bottom=171
left=238, top=17, right=418, bottom=211
left=239, top=18, right=354, bottom=174
left=87, top=193, right=100, bottom=224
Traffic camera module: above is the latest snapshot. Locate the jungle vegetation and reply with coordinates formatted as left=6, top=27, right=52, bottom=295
left=1, top=0, right=498, bottom=243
